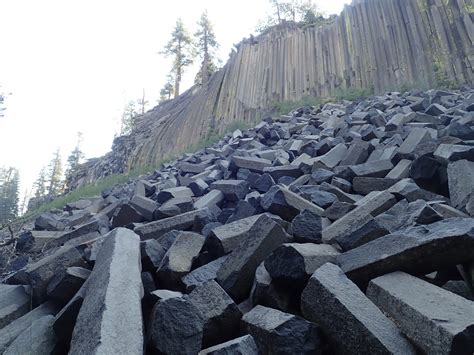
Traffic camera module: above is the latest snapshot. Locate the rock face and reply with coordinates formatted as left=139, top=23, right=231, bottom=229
left=2, top=86, right=474, bottom=353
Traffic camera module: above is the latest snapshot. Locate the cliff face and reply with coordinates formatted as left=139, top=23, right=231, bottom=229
left=73, top=0, right=473, bottom=186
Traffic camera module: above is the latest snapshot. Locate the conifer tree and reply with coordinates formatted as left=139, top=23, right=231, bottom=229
left=33, top=167, right=47, bottom=199
left=194, top=10, right=219, bottom=85
left=47, top=149, right=63, bottom=198
left=162, top=19, right=195, bottom=97
left=159, top=74, right=175, bottom=102
left=119, top=101, right=138, bottom=135
left=0, top=167, right=20, bottom=224
left=66, top=132, right=85, bottom=178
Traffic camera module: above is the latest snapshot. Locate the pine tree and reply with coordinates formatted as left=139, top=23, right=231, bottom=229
left=137, top=88, right=148, bottom=115
left=120, top=100, right=138, bottom=135
left=47, top=149, right=64, bottom=198
left=159, top=74, right=175, bottom=103
left=66, top=132, right=85, bottom=179
left=0, top=167, right=20, bottom=224
left=33, top=167, right=47, bottom=199
left=194, top=11, right=219, bottom=85
left=161, top=19, right=195, bottom=97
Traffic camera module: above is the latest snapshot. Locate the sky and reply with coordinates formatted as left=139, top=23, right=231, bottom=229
left=0, top=0, right=351, bottom=201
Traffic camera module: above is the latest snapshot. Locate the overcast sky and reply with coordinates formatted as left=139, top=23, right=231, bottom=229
left=0, top=0, right=351, bottom=199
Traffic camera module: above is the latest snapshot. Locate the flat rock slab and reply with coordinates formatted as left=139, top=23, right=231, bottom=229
left=211, top=180, right=250, bottom=201
left=194, top=190, right=224, bottom=210
left=337, top=218, right=474, bottom=285
left=217, top=214, right=289, bottom=302
left=4, top=315, right=57, bottom=355
left=182, top=256, right=228, bottom=292
left=301, top=263, right=415, bottom=354
left=0, top=284, right=30, bottom=330
left=0, top=302, right=58, bottom=353
left=367, top=272, right=474, bottom=355
left=46, top=266, right=90, bottom=306
left=231, top=155, right=273, bottom=173
left=261, top=185, right=324, bottom=221
left=134, top=208, right=209, bottom=240
left=448, top=159, right=474, bottom=210
left=242, top=305, right=323, bottom=354
left=69, top=228, right=143, bottom=355
left=199, top=334, right=258, bottom=355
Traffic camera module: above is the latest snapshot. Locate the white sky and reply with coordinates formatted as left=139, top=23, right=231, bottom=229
left=0, top=0, right=350, bottom=198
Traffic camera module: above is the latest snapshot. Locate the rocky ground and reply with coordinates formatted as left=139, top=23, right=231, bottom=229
left=0, top=87, right=473, bottom=354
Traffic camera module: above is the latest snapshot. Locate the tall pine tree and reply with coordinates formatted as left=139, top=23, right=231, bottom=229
left=47, top=149, right=64, bottom=198
left=66, top=132, right=85, bottom=180
left=0, top=167, right=20, bottom=224
left=194, top=11, right=219, bottom=85
left=119, top=101, right=138, bottom=135
left=161, top=19, right=195, bottom=97
left=33, top=167, right=47, bottom=199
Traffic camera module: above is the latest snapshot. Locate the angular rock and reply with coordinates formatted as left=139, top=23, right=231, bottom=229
left=210, top=180, right=249, bottom=202
left=189, top=178, right=209, bottom=197
left=367, top=272, right=474, bottom=355
left=217, top=214, right=289, bottom=302
left=69, top=228, right=143, bottom=355
left=310, top=168, right=334, bottom=184
left=397, top=127, right=431, bottom=158
left=265, top=243, right=340, bottom=287
left=156, top=186, right=194, bottom=203
left=263, top=165, right=303, bottom=181
left=35, top=213, right=65, bottom=231
left=140, top=239, right=166, bottom=271
left=130, top=195, right=158, bottom=221
left=111, top=203, right=145, bottom=228
left=448, top=159, right=474, bottom=210
left=242, top=305, right=323, bottom=354
left=194, top=190, right=224, bottom=210
left=261, top=185, right=324, bottom=221
left=252, top=173, right=275, bottom=193
left=352, top=177, right=397, bottom=195
left=0, top=284, right=30, bottom=330
left=231, top=155, right=272, bottom=173
left=385, top=159, right=411, bottom=179
left=337, top=218, right=474, bottom=285
left=46, top=266, right=90, bottom=306
left=388, top=178, right=448, bottom=202
left=301, top=263, right=415, bottom=354
left=134, top=208, right=210, bottom=240
left=199, top=335, right=259, bottom=355
left=349, top=159, right=394, bottom=178
left=434, top=144, right=474, bottom=165
left=182, top=256, right=228, bottom=292
left=291, top=209, right=323, bottom=243
left=156, top=231, right=206, bottom=290
left=323, top=201, right=354, bottom=220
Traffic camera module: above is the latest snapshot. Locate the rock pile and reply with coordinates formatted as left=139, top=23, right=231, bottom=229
left=1, top=87, right=474, bottom=354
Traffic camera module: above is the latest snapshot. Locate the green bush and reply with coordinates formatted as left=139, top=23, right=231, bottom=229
left=271, top=96, right=329, bottom=115
left=334, top=87, right=374, bottom=102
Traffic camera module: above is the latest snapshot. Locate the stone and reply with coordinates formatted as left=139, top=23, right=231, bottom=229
left=111, top=203, right=145, bottom=228
left=155, top=204, right=181, bottom=219
left=140, top=239, right=166, bottom=271
left=352, top=177, right=397, bottom=194
left=252, top=173, right=275, bottom=193
left=261, top=185, right=324, bottom=221
left=4, top=315, right=57, bottom=355
left=148, top=296, right=204, bottom=354
left=291, top=209, right=323, bottom=243
left=217, top=214, right=289, bottom=302
left=385, top=159, right=411, bottom=179
left=310, top=168, right=334, bottom=184
left=337, top=218, right=474, bottom=285
left=34, top=213, right=65, bottom=231
left=50, top=219, right=101, bottom=247
left=263, top=166, right=303, bottom=182
left=309, top=190, right=337, bottom=208
left=434, top=144, right=474, bottom=165
left=331, top=176, right=352, bottom=193
left=156, top=231, right=206, bottom=290
left=442, top=280, right=474, bottom=301
left=410, top=155, right=440, bottom=180
left=211, top=180, right=249, bottom=201
left=349, top=159, right=394, bottom=178
left=425, top=103, right=447, bottom=116
left=130, top=195, right=158, bottom=221
left=388, top=178, right=448, bottom=202
left=205, top=214, right=263, bottom=257
left=189, top=178, right=209, bottom=197
left=226, top=200, right=257, bottom=223
left=397, top=127, right=431, bottom=158
left=0, top=284, right=30, bottom=330
left=198, top=335, right=259, bottom=355
left=0, top=302, right=58, bottom=353
left=323, top=201, right=355, bottom=220
left=156, top=186, right=194, bottom=203
left=367, top=272, right=474, bottom=355
left=301, top=263, right=415, bottom=354
left=182, top=256, right=228, bottom=292
left=134, top=208, right=210, bottom=240
left=448, top=159, right=474, bottom=210
left=68, top=228, right=143, bottom=355
left=46, top=266, right=90, bottom=306
left=187, top=280, right=242, bottom=348
left=265, top=243, right=340, bottom=287
left=177, top=161, right=210, bottom=174
left=242, top=305, right=323, bottom=354
left=231, top=155, right=273, bottom=173
left=334, top=217, right=389, bottom=251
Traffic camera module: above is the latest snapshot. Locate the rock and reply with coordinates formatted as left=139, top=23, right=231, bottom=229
left=226, top=200, right=257, bottom=223
left=442, top=280, right=474, bottom=301
left=323, top=201, right=354, bottom=220
left=0, top=284, right=30, bottom=330
left=310, top=168, right=334, bottom=184
left=0, top=302, right=58, bottom=353
left=156, top=231, right=206, bottom=290
left=448, top=159, right=474, bottom=210
left=130, top=195, right=159, bottom=221
left=68, top=228, right=143, bottom=355
left=148, top=296, right=204, bottom=354
left=199, top=335, right=259, bottom=355
left=291, top=209, right=323, bottom=243
left=140, top=239, right=166, bottom=271
left=397, top=127, right=431, bottom=158
left=425, top=103, right=447, bottom=116
left=261, top=185, right=324, bottom=221
left=111, top=203, right=145, bottom=228
left=46, top=266, right=90, bottom=306
left=4, top=315, right=57, bottom=355
left=217, top=214, right=289, bottom=302
left=388, top=178, right=448, bottom=202
left=349, top=159, right=394, bottom=178
left=410, top=155, right=440, bottom=180
left=331, top=176, right=352, bottom=193
left=242, top=305, right=323, bottom=354
left=265, top=243, right=340, bottom=287
left=50, top=219, right=101, bottom=247
left=367, top=272, right=474, bottom=355
left=194, top=190, right=225, bottom=210
left=310, top=190, right=337, bottom=208
left=231, top=155, right=273, bottom=173
left=189, top=179, right=209, bottom=197
left=182, top=256, right=228, bottom=292
left=263, top=165, right=303, bottom=181
left=301, top=263, right=415, bottom=354
left=385, top=159, right=411, bottom=179
left=252, top=173, right=275, bottom=193
left=334, top=217, right=389, bottom=251
left=352, top=177, right=397, bottom=194
left=211, top=180, right=250, bottom=202
left=134, top=208, right=210, bottom=240
left=156, top=186, right=194, bottom=203
left=434, top=144, right=474, bottom=165
left=337, top=218, right=474, bottom=285
left=34, top=213, right=65, bottom=231
left=187, top=280, right=242, bottom=348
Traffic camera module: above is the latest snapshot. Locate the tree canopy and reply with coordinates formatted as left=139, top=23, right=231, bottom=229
left=194, top=10, right=219, bottom=85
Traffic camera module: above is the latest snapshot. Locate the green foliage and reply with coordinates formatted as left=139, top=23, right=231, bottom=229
left=120, top=101, right=138, bottom=135
left=334, top=86, right=374, bottom=101
left=271, top=96, right=329, bottom=114
left=0, top=167, right=20, bottom=225
left=33, top=167, right=47, bottom=199
left=47, top=149, right=64, bottom=198
left=65, top=132, right=85, bottom=187
left=159, top=74, right=175, bottom=103
left=433, top=63, right=458, bottom=90
left=194, top=10, right=219, bottom=85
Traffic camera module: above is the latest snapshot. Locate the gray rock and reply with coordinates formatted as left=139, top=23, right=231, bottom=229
left=301, top=263, right=415, bottom=354
left=263, top=165, right=303, bottom=181
left=231, top=155, right=273, bottom=173
left=434, top=144, right=474, bottom=165
left=111, top=203, right=145, bottom=228
left=242, top=305, right=323, bottom=354
left=265, top=243, right=340, bottom=287
left=134, top=208, right=210, bottom=240
left=442, top=280, right=474, bottom=301
left=198, top=335, right=259, bottom=355
left=182, top=256, right=228, bottom=292
left=189, top=178, right=209, bottom=197
left=157, top=186, right=194, bottom=203
left=448, top=159, right=474, bottom=210
left=291, top=209, right=323, bottom=243
left=310, top=168, right=334, bottom=184
left=337, top=218, right=474, bottom=285
left=0, top=284, right=30, bottom=330
left=46, top=266, right=90, bottom=306
left=217, top=214, right=289, bottom=302
left=385, top=159, right=411, bottom=179
left=323, top=201, right=355, bottom=221
left=261, top=185, right=324, bottom=221
left=397, top=127, right=431, bottom=158
left=69, top=228, right=143, bottom=355
left=310, top=190, right=337, bottom=208
left=211, top=180, right=250, bottom=201
left=4, top=315, right=57, bottom=355
left=140, top=239, right=166, bottom=271
left=252, top=173, right=275, bottom=193
left=388, top=178, right=448, bottom=202
left=349, top=159, right=394, bottom=178
left=194, top=190, right=225, bottom=210
left=156, top=231, right=206, bottom=290
left=34, top=213, right=65, bottom=231
left=367, top=272, right=474, bottom=355
left=352, top=177, right=398, bottom=195
left=130, top=195, right=159, bottom=221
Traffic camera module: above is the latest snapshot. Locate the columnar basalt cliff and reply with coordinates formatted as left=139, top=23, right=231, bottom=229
left=71, top=0, right=473, bottom=187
